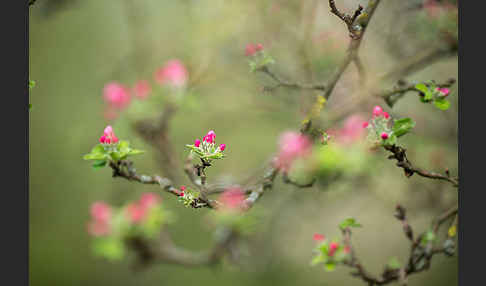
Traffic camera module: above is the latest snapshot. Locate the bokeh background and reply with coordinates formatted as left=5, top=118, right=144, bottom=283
left=29, top=0, right=458, bottom=285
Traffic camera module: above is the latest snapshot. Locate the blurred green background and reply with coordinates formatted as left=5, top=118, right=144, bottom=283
left=29, top=0, right=458, bottom=285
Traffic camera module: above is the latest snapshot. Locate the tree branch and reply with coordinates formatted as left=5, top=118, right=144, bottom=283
left=258, top=66, right=326, bottom=93
left=384, top=145, right=459, bottom=187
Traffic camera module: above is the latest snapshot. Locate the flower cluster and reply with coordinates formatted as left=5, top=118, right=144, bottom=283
left=84, top=126, right=144, bottom=165
left=186, top=130, right=226, bottom=161
left=274, top=131, right=312, bottom=172
left=102, top=59, right=188, bottom=120
left=87, top=193, right=170, bottom=261
left=311, top=233, right=350, bottom=271
left=363, top=106, right=416, bottom=146
left=363, top=106, right=394, bottom=145
left=177, top=185, right=206, bottom=208
left=245, top=43, right=275, bottom=72
left=245, top=43, right=264, bottom=56
left=99, top=125, right=119, bottom=144
left=125, top=193, right=161, bottom=223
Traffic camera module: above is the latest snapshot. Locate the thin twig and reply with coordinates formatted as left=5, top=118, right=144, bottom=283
left=384, top=145, right=459, bottom=187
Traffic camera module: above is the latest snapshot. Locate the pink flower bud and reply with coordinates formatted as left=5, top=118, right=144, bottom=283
left=219, top=144, right=226, bottom=151
left=313, top=233, right=325, bottom=241
left=155, top=59, right=188, bottom=88
left=373, top=105, right=383, bottom=117
left=179, top=186, right=186, bottom=197
left=104, top=126, right=113, bottom=136
left=328, top=242, right=339, bottom=256
left=126, top=203, right=145, bottom=223
left=362, top=122, right=369, bottom=128
left=204, top=130, right=216, bottom=144
left=436, top=87, right=450, bottom=96
left=383, top=111, right=390, bottom=119
left=194, top=139, right=201, bottom=147
left=90, top=202, right=112, bottom=223
left=103, top=82, right=131, bottom=109
left=139, top=193, right=160, bottom=209
left=381, top=132, right=389, bottom=140
left=133, top=80, right=151, bottom=99
left=245, top=44, right=256, bottom=56
left=255, top=43, right=264, bottom=51
left=99, top=135, right=107, bottom=144
left=101, top=125, right=119, bottom=144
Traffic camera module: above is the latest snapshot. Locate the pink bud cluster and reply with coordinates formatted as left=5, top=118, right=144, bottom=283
left=245, top=43, right=264, bottom=56
left=102, top=59, right=188, bottom=120
left=363, top=106, right=392, bottom=141
left=179, top=186, right=186, bottom=197
left=372, top=105, right=390, bottom=119
left=313, top=233, right=350, bottom=257
left=99, top=125, right=119, bottom=144
left=87, top=202, right=112, bottom=236
left=125, top=193, right=161, bottom=224
left=194, top=130, right=226, bottom=152
left=274, top=131, right=312, bottom=172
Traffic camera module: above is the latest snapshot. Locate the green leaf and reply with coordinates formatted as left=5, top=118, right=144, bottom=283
left=92, top=238, right=125, bottom=261
left=324, top=262, right=336, bottom=272
left=339, top=218, right=362, bottom=230
left=392, top=118, right=416, bottom=137
left=92, top=160, right=107, bottom=169
left=414, top=83, right=428, bottom=93
left=421, top=230, right=436, bottom=245
left=29, top=80, right=36, bottom=90
left=83, top=153, right=107, bottom=160
left=128, top=149, right=144, bottom=156
left=310, top=254, right=325, bottom=266
left=384, top=134, right=397, bottom=146
left=434, top=98, right=451, bottom=110
left=117, top=140, right=130, bottom=150
left=29, top=103, right=32, bottom=109
left=388, top=257, right=401, bottom=270
left=90, top=144, right=106, bottom=154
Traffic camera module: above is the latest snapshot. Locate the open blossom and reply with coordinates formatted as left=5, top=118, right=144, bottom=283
left=274, top=132, right=312, bottom=172
left=125, top=192, right=161, bottom=223
left=103, top=82, right=131, bottom=109
left=155, top=59, right=188, bottom=88
left=87, top=201, right=112, bottom=236
left=313, top=233, right=325, bottom=242
left=333, top=115, right=367, bottom=145
left=218, top=187, right=246, bottom=212
left=133, top=80, right=151, bottom=99
left=245, top=44, right=256, bottom=56
left=99, top=125, right=119, bottom=144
